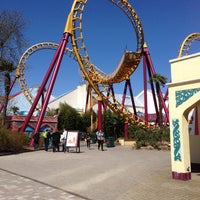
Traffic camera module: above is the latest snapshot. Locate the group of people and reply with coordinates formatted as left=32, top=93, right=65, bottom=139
left=33, top=128, right=65, bottom=152
left=33, top=128, right=105, bottom=152
left=85, top=129, right=105, bottom=151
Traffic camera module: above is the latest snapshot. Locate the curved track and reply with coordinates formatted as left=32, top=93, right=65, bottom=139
left=70, top=0, right=144, bottom=84
left=178, top=32, right=200, bottom=57
left=70, top=0, right=150, bottom=126
left=17, top=0, right=153, bottom=127
left=16, top=42, right=76, bottom=108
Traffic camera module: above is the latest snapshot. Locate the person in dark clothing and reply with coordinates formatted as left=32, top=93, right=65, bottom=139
left=85, top=133, right=91, bottom=149
left=52, top=131, right=60, bottom=152
left=33, top=132, right=40, bottom=150
left=96, top=130, right=105, bottom=151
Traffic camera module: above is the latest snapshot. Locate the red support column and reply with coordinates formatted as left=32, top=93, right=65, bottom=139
left=143, top=50, right=148, bottom=125
left=34, top=32, right=70, bottom=132
left=126, top=79, right=137, bottom=115
left=122, top=81, right=128, bottom=106
left=143, top=44, right=169, bottom=125
left=20, top=35, right=66, bottom=133
left=28, top=33, right=70, bottom=147
left=124, top=121, right=128, bottom=139
left=143, top=44, right=169, bottom=126
left=97, top=95, right=103, bottom=131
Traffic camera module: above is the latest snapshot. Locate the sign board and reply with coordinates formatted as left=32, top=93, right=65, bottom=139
left=66, top=131, right=80, bottom=152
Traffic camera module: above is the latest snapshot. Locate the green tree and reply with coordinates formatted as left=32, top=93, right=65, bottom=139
left=10, top=105, right=19, bottom=114
left=46, top=107, right=59, bottom=117
left=58, top=103, right=82, bottom=131
left=102, top=110, right=124, bottom=138
left=82, top=110, right=97, bottom=133
left=150, top=73, right=167, bottom=128
left=0, top=10, right=28, bottom=126
left=1, top=61, right=15, bottom=125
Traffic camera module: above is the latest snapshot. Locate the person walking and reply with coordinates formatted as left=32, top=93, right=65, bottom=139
left=48, top=128, right=53, bottom=148
left=52, top=131, right=60, bottom=152
left=60, top=128, right=67, bottom=152
left=96, top=130, right=105, bottom=151
left=85, top=133, right=91, bottom=149
left=33, top=132, right=40, bottom=150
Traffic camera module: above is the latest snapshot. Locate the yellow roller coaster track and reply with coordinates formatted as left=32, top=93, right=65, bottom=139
left=70, top=0, right=151, bottom=127
left=16, top=42, right=76, bottom=108
left=17, top=0, right=153, bottom=127
left=178, top=32, right=200, bottom=57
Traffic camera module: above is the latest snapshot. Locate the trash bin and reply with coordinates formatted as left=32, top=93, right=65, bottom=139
left=91, top=136, right=96, bottom=144
left=106, top=136, right=115, bottom=147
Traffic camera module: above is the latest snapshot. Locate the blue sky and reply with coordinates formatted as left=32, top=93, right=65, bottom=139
left=1, top=0, right=200, bottom=98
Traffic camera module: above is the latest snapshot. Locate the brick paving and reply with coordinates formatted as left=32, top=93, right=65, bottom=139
left=0, top=142, right=200, bottom=200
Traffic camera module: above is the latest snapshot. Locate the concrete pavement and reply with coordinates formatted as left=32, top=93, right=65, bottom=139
left=0, top=142, right=200, bottom=200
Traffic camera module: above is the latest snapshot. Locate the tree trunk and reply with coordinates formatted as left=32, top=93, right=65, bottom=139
left=2, top=72, right=10, bottom=126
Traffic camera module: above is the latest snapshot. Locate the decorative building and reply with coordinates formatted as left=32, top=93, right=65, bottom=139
left=4, top=86, right=56, bottom=133
left=6, top=115, right=58, bottom=135
left=169, top=52, right=200, bottom=180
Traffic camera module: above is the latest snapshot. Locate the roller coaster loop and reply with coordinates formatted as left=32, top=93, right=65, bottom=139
left=17, top=0, right=161, bottom=138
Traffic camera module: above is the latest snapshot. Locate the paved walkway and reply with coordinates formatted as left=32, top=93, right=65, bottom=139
left=0, top=142, right=200, bottom=200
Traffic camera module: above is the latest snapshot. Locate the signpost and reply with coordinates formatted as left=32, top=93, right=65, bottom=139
left=66, top=131, right=80, bottom=153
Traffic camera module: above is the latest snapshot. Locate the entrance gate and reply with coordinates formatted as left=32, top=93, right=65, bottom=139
left=169, top=52, right=200, bottom=180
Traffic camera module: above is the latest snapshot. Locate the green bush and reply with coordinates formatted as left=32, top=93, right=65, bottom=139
left=160, top=127, right=170, bottom=142
left=134, top=128, right=148, bottom=148
left=146, top=129, right=161, bottom=149
left=0, top=128, right=29, bottom=153
left=128, top=125, right=170, bottom=149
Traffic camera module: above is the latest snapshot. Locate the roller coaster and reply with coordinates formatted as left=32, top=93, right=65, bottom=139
left=14, top=0, right=169, bottom=136
left=3, top=0, right=184, bottom=138
left=178, top=32, right=200, bottom=58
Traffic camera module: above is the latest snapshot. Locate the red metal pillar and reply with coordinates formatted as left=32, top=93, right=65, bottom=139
left=20, top=35, right=66, bottom=132
left=89, top=88, right=94, bottom=132
left=124, top=121, right=128, bottom=140
left=122, top=79, right=137, bottom=139
left=143, top=51, right=148, bottom=125
left=163, top=88, right=169, bottom=125
left=34, top=33, right=70, bottom=131
left=143, top=44, right=169, bottom=124
left=29, top=33, right=70, bottom=146
left=126, top=79, right=137, bottom=115
left=122, top=81, right=128, bottom=106
left=97, top=95, right=103, bottom=131
left=122, top=81, right=129, bottom=138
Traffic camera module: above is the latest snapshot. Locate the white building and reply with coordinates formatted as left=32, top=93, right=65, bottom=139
left=48, top=84, right=88, bottom=113
left=5, top=83, right=159, bottom=116
left=48, top=84, right=158, bottom=115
